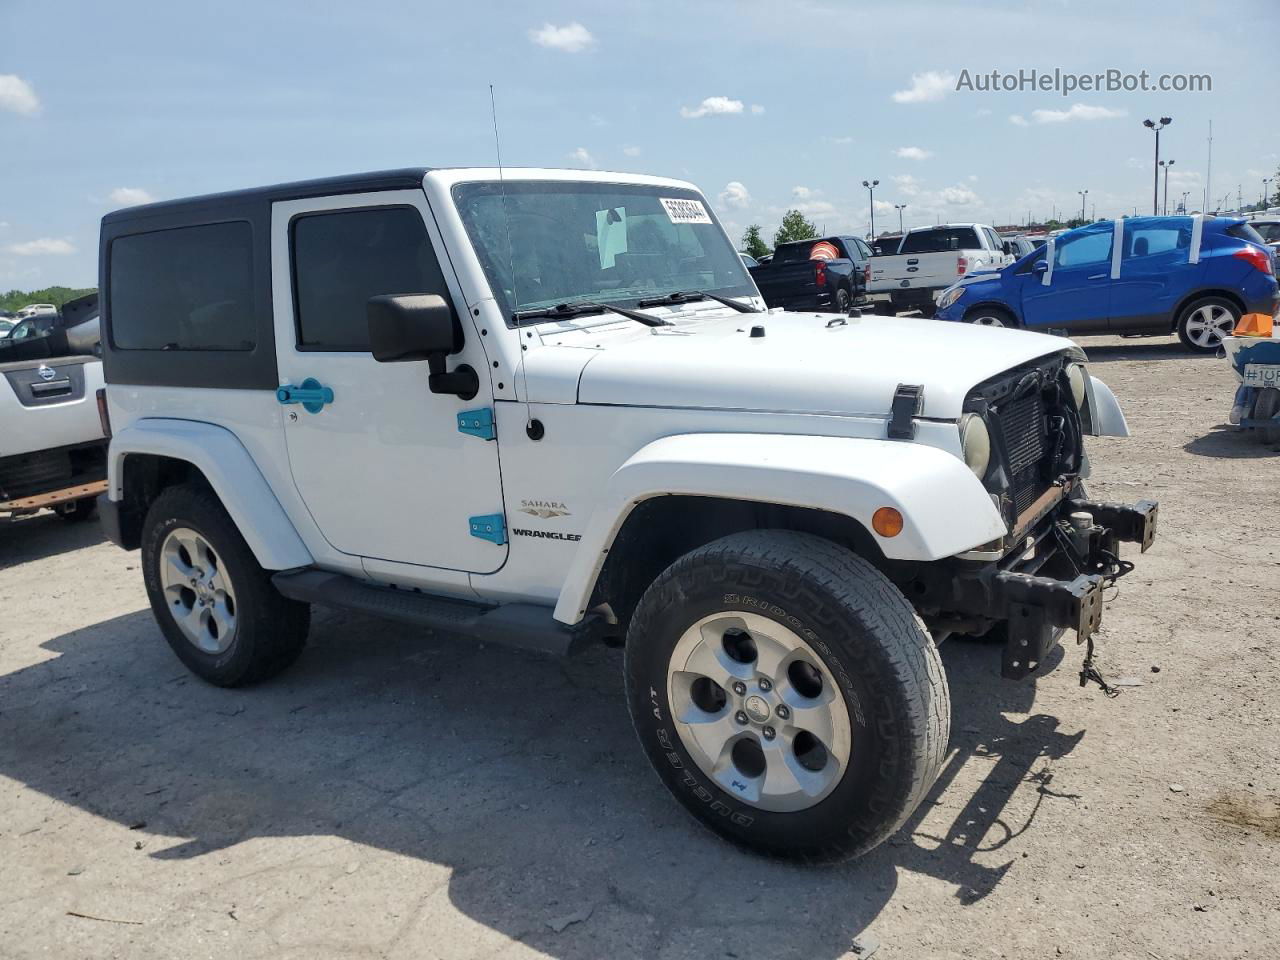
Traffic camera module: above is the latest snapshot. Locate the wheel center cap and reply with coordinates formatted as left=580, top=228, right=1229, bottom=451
left=744, top=695, right=771, bottom=723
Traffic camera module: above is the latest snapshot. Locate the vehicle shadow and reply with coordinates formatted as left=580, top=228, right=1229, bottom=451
left=1078, top=339, right=1196, bottom=364
left=0, top=511, right=106, bottom=569
left=0, top=608, right=1084, bottom=956
left=1184, top=423, right=1278, bottom=458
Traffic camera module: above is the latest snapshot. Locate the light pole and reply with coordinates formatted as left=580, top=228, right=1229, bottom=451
left=1159, top=159, right=1175, bottom=215
left=1179, top=191, right=1190, bottom=214
left=1143, top=117, right=1172, bottom=215
left=1078, top=189, right=1089, bottom=222
left=1264, top=178, right=1274, bottom=209
left=894, top=203, right=907, bottom=233
left=862, top=179, right=879, bottom=238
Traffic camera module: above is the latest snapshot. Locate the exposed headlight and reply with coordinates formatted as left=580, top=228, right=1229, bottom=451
left=1067, top=362, right=1088, bottom=409
left=959, top=413, right=991, bottom=478
left=938, top=286, right=965, bottom=310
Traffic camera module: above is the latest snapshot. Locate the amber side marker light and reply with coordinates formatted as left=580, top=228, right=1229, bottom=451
left=872, top=506, right=904, bottom=538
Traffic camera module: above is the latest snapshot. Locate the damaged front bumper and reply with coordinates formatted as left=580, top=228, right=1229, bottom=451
left=910, top=495, right=1159, bottom=681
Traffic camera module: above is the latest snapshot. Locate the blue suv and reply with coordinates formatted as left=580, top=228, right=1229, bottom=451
left=934, top=216, right=1279, bottom=352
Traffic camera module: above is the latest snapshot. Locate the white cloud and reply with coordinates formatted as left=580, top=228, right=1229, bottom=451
left=892, top=174, right=920, bottom=196
left=566, top=147, right=596, bottom=169
left=891, top=71, right=955, bottom=104
left=975, top=108, right=993, bottom=118
left=895, top=146, right=932, bottom=161
left=1009, top=114, right=1029, bottom=127
left=826, top=135, right=854, bottom=145
left=1126, top=157, right=1145, bottom=169
left=680, top=96, right=744, bottom=119
left=0, top=74, right=40, bottom=116
left=5, top=237, right=76, bottom=256
left=750, top=104, right=765, bottom=115
left=1029, top=103, right=1127, bottom=124
left=0, top=221, right=9, bottom=230
left=529, top=22, right=595, bottom=53
left=792, top=186, right=814, bottom=199
left=719, top=181, right=751, bottom=209
left=108, top=187, right=156, bottom=207
left=622, top=145, right=641, bottom=157
left=939, top=186, right=980, bottom=206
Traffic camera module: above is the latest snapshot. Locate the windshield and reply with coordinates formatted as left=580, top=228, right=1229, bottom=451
left=452, top=181, right=755, bottom=323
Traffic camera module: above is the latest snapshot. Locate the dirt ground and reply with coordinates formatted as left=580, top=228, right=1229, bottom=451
left=1, top=334, right=1277, bottom=960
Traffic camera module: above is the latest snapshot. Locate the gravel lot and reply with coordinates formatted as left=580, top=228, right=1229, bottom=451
left=2, top=334, right=1277, bottom=960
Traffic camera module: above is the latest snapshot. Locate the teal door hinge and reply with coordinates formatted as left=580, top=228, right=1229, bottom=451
left=469, top=513, right=507, bottom=545
left=457, top=407, right=496, bottom=441
left=277, top=378, right=334, bottom=414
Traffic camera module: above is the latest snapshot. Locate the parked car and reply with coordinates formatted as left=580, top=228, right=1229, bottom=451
left=1001, top=235, right=1041, bottom=258
left=1246, top=218, right=1280, bottom=272
left=739, top=252, right=759, bottom=269
left=98, top=167, right=1155, bottom=863
left=870, top=235, right=903, bottom=257
left=869, top=223, right=1013, bottom=315
left=13, top=303, right=57, bottom=321
left=1, top=296, right=107, bottom=522
left=747, top=234, right=871, bottom=312
left=934, top=216, right=1280, bottom=352
left=0, top=317, right=13, bottom=338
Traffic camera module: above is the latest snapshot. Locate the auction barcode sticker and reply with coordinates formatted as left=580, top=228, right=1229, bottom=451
left=660, top=197, right=713, bottom=225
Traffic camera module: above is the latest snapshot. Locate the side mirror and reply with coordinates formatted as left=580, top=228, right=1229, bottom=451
left=1033, top=260, right=1049, bottom=274
left=367, top=294, right=478, bottom=400
left=1002, top=241, right=1013, bottom=256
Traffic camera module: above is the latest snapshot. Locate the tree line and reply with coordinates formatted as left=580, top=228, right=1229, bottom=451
left=739, top=209, right=820, bottom=259
left=1, top=286, right=97, bottom=314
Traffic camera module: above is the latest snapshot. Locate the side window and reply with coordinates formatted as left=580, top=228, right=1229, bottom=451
left=1124, top=222, right=1190, bottom=259
left=1055, top=226, right=1113, bottom=268
left=291, top=206, right=450, bottom=351
left=110, top=221, right=255, bottom=351
left=853, top=238, right=871, bottom=260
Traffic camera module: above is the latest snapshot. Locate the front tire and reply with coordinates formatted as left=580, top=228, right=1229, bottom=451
left=1254, top=387, right=1280, bottom=444
left=1176, top=296, right=1239, bottom=352
left=624, top=530, right=949, bottom=862
left=964, top=305, right=1017, bottom=328
left=141, top=484, right=309, bottom=686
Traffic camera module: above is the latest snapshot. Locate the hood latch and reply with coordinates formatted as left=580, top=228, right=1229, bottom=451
left=888, top=384, right=924, bottom=440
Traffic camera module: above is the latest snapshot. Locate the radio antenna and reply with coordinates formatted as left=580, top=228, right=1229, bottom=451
left=490, top=84, right=532, bottom=429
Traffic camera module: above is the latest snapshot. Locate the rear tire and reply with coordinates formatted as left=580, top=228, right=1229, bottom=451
left=141, top=484, right=309, bottom=686
left=834, top=287, right=851, bottom=314
left=1176, top=296, right=1239, bottom=353
left=1254, top=388, right=1280, bottom=445
left=624, top=530, right=949, bottom=862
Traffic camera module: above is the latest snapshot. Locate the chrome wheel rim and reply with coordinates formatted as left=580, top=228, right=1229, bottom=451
left=158, top=527, right=238, bottom=654
left=666, top=612, right=852, bottom=813
left=971, top=314, right=1006, bottom=327
left=1183, top=304, right=1234, bottom=348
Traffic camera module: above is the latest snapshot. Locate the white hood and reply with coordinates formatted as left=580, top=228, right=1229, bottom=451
left=560, top=312, right=1071, bottom=420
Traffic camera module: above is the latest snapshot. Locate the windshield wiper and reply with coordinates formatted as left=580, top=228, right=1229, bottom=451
left=513, top=301, right=670, bottom=327
left=635, top=290, right=763, bottom=314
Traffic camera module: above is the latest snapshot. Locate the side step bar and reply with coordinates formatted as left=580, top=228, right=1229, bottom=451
left=272, top=569, right=595, bottom=657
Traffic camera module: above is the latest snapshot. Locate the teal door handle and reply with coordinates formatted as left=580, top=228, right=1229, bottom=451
left=276, top=377, right=334, bottom=414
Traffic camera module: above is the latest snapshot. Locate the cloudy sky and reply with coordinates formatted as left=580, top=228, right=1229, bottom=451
left=1, top=0, right=1275, bottom=288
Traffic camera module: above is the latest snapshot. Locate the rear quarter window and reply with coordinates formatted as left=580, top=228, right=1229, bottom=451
left=109, top=221, right=255, bottom=351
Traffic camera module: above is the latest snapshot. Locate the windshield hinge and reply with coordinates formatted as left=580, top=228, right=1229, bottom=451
left=457, top=407, right=496, bottom=441
left=888, top=384, right=924, bottom=440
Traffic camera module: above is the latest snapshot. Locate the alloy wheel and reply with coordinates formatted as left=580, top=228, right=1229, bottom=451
left=665, top=611, right=852, bottom=812
left=1182, top=303, right=1235, bottom=349
left=158, top=527, right=238, bottom=654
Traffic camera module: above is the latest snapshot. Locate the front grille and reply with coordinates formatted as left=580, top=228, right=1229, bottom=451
left=994, top=389, right=1049, bottom=517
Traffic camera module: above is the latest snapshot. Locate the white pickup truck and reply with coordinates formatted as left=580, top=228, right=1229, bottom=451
left=1, top=295, right=108, bottom=521
left=870, top=223, right=1014, bottom=316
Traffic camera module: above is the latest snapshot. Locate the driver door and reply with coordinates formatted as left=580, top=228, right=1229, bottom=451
left=271, top=190, right=506, bottom=572
left=1019, top=222, right=1114, bottom=333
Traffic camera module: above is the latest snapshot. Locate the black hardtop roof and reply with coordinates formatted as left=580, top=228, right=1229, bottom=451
left=101, top=168, right=433, bottom=224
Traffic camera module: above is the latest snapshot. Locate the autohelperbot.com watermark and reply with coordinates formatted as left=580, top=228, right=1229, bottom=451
left=956, top=68, right=1211, bottom=96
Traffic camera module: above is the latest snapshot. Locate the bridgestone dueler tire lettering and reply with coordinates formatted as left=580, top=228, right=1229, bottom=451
left=624, top=530, right=950, bottom=862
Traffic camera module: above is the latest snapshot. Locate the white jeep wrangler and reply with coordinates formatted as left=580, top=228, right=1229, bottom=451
left=98, top=168, right=1157, bottom=862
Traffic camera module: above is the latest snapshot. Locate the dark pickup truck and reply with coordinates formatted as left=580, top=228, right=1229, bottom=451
left=747, top=235, right=872, bottom=313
